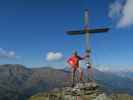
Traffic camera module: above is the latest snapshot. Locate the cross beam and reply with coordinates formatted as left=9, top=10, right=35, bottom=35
left=66, top=9, right=110, bottom=81
left=67, top=28, right=109, bottom=35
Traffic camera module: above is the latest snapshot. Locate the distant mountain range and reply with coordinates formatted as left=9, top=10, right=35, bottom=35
left=109, top=70, right=133, bottom=80
left=0, top=64, right=133, bottom=100
left=96, top=65, right=133, bottom=80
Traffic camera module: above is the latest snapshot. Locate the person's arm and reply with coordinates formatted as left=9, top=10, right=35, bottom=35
left=78, top=54, right=90, bottom=60
left=77, top=55, right=85, bottom=60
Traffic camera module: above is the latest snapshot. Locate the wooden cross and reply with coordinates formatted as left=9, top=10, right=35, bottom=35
left=66, top=9, right=109, bottom=81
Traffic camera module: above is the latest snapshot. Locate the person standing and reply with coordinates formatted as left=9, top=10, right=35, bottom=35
left=67, top=51, right=85, bottom=87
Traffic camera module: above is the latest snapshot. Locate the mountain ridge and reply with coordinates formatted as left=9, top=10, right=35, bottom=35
left=0, top=64, right=133, bottom=100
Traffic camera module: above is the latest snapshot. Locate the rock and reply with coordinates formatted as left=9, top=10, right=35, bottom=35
left=58, top=82, right=112, bottom=100
left=93, top=93, right=111, bottom=100
left=63, top=82, right=102, bottom=96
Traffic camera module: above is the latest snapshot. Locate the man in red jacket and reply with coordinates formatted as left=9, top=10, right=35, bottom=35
left=67, top=51, right=85, bottom=87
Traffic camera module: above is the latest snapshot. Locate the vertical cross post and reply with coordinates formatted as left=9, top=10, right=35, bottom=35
left=84, top=10, right=93, bottom=81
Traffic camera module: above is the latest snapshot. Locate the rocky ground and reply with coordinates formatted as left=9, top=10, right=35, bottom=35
left=29, top=82, right=133, bottom=100
left=29, top=82, right=112, bottom=100
left=29, top=91, right=133, bottom=100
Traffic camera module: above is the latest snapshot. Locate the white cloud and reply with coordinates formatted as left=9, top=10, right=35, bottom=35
left=97, top=66, right=111, bottom=72
left=95, top=64, right=111, bottom=72
left=109, top=0, right=133, bottom=28
left=46, top=52, right=63, bottom=61
left=117, top=0, right=133, bottom=27
left=108, top=1, right=122, bottom=19
left=0, top=48, right=18, bottom=59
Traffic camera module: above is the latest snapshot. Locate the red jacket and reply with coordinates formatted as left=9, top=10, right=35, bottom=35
left=67, top=55, right=83, bottom=68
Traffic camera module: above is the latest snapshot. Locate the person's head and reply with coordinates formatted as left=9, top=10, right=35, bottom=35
left=73, top=51, right=78, bottom=56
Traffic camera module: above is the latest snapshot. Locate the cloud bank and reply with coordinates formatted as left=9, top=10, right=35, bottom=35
left=46, top=52, right=63, bottom=61
left=0, top=48, right=18, bottom=59
left=108, top=1, right=122, bottom=19
left=109, top=0, right=133, bottom=28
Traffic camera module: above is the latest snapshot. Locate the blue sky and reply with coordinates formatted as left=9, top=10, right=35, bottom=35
left=0, top=0, right=133, bottom=69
